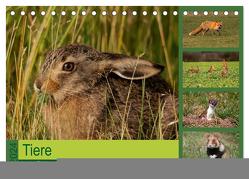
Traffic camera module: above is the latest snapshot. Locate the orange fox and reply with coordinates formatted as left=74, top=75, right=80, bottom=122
left=221, top=59, right=228, bottom=77
left=221, top=67, right=228, bottom=77
left=189, top=21, right=223, bottom=36
left=208, top=65, right=215, bottom=73
left=222, top=59, right=228, bottom=71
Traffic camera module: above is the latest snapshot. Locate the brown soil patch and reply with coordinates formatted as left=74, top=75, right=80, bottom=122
left=183, top=116, right=236, bottom=128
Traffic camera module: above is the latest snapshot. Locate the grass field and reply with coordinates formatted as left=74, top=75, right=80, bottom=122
left=183, top=13, right=240, bottom=48
left=183, top=61, right=239, bottom=88
left=6, top=7, right=178, bottom=140
left=183, top=92, right=240, bottom=128
left=183, top=132, right=240, bottom=158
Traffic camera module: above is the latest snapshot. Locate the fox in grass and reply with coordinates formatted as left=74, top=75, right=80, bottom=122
left=189, top=21, right=223, bottom=36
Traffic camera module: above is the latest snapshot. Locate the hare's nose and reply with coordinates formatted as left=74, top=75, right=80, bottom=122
left=34, top=79, right=42, bottom=92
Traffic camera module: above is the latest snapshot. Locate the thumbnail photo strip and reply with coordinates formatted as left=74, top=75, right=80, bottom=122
left=179, top=6, right=243, bottom=159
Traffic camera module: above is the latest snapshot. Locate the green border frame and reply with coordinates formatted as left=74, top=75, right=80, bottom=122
left=178, top=9, right=183, bottom=158
left=179, top=6, right=243, bottom=158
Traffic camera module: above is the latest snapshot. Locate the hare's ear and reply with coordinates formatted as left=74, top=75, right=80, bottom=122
left=213, top=133, right=221, bottom=139
left=107, top=58, right=164, bottom=80
left=204, top=133, right=210, bottom=139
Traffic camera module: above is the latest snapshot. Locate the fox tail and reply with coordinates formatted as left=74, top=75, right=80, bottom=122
left=189, top=26, right=203, bottom=36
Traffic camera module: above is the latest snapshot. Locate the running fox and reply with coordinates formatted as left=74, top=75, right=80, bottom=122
left=189, top=21, right=223, bottom=36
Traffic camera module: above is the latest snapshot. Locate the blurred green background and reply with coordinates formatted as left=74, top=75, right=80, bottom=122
left=6, top=6, right=178, bottom=139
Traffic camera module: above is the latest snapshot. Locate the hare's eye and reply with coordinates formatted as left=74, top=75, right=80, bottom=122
left=62, top=62, right=75, bottom=71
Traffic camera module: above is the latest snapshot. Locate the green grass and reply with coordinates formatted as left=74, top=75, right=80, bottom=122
left=183, top=61, right=239, bottom=88
left=183, top=92, right=239, bottom=128
left=6, top=6, right=178, bottom=140
left=183, top=132, right=240, bottom=158
left=183, top=13, right=240, bottom=48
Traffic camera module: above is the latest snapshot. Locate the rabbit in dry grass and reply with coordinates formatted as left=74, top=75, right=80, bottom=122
left=34, top=44, right=178, bottom=140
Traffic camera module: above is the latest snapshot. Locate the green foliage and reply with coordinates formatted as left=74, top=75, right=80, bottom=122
left=183, top=13, right=240, bottom=48
left=183, top=132, right=240, bottom=158
left=6, top=6, right=178, bottom=139
left=183, top=92, right=240, bottom=127
left=183, top=62, right=239, bottom=88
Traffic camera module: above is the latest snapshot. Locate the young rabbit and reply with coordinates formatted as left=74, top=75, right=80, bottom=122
left=34, top=44, right=178, bottom=140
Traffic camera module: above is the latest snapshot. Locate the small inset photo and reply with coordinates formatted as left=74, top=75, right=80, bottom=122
left=183, top=51, right=239, bottom=88
left=183, top=92, right=239, bottom=128
left=183, top=11, right=240, bottom=48
left=183, top=131, right=240, bottom=159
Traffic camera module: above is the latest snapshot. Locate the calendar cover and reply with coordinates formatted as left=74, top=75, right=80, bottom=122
left=6, top=6, right=243, bottom=161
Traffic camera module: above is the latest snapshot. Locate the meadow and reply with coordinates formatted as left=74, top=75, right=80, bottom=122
left=183, top=132, right=240, bottom=159
left=183, top=61, right=239, bottom=88
left=183, top=92, right=240, bottom=128
left=183, top=13, right=240, bottom=48
left=6, top=6, right=178, bottom=140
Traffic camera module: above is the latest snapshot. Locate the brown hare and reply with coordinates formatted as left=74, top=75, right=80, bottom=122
left=34, top=44, right=178, bottom=140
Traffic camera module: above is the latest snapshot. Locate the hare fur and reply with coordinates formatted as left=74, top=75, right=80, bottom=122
left=34, top=44, right=178, bottom=139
